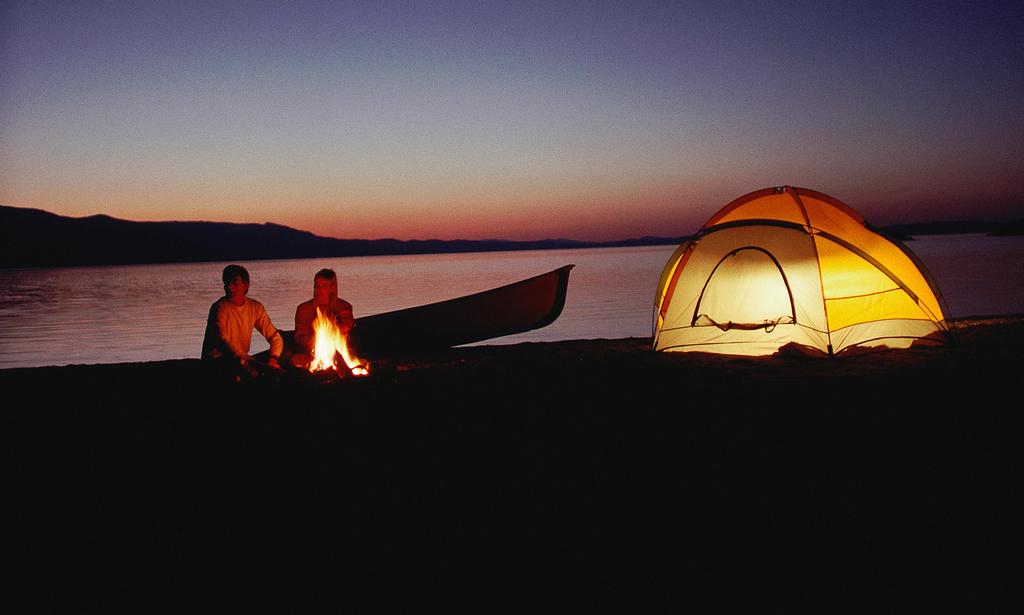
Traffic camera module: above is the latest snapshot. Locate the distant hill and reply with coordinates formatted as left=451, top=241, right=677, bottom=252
left=3, top=204, right=1019, bottom=268
left=0, top=205, right=688, bottom=268
left=879, top=219, right=1024, bottom=239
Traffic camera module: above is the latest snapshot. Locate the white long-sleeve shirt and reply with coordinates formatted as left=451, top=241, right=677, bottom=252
left=201, top=297, right=283, bottom=361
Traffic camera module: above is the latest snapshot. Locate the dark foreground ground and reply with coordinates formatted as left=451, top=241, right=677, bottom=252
left=5, top=318, right=1021, bottom=606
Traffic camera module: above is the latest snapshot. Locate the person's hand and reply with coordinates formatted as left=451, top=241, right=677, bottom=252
left=240, top=356, right=260, bottom=380
left=267, top=356, right=281, bottom=370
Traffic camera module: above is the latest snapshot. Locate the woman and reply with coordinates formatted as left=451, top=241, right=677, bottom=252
left=290, top=268, right=355, bottom=368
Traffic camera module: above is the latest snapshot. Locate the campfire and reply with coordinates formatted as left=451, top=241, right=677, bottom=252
left=309, top=308, right=369, bottom=377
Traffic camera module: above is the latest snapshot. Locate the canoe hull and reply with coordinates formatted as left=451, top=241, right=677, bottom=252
left=258, top=265, right=574, bottom=362
left=349, top=265, right=573, bottom=358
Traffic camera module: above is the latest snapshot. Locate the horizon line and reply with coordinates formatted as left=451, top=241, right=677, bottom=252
left=1, top=202, right=1020, bottom=245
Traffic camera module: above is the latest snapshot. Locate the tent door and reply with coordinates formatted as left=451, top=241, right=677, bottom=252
left=692, top=247, right=796, bottom=331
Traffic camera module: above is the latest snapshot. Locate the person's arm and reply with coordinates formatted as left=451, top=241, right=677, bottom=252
left=294, top=303, right=314, bottom=351
left=266, top=333, right=283, bottom=368
left=335, top=300, right=355, bottom=334
left=215, top=302, right=249, bottom=361
left=253, top=303, right=283, bottom=366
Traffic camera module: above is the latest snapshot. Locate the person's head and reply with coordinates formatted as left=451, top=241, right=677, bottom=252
left=222, top=264, right=250, bottom=304
left=313, top=268, right=338, bottom=306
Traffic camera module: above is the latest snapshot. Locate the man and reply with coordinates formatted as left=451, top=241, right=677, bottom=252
left=201, top=264, right=283, bottom=377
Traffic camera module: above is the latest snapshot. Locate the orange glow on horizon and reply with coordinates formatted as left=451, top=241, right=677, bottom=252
left=4, top=172, right=1022, bottom=243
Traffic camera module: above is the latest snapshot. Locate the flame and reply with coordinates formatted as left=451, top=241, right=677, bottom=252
left=309, top=308, right=369, bottom=376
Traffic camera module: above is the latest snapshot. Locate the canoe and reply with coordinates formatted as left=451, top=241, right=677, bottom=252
left=266, top=265, right=573, bottom=361
left=349, top=264, right=574, bottom=358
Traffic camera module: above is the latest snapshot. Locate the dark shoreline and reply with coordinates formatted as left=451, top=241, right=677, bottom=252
left=0, top=204, right=687, bottom=269
left=6, top=318, right=1020, bottom=600
left=3, top=203, right=1021, bottom=269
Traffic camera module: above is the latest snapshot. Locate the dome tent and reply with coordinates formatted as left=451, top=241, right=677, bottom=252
left=653, top=186, right=948, bottom=356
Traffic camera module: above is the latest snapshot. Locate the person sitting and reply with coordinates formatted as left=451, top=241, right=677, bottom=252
left=201, top=264, right=283, bottom=379
left=290, top=268, right=355, bottom=368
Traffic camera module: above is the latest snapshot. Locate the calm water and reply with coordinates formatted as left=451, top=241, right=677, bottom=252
left=1, top=236, right=1022, bottom=369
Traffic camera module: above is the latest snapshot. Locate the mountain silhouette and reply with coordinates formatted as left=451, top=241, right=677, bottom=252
left=3, top=204, right=1018, bottom=268
left=0, top=205, right=687, bottom=268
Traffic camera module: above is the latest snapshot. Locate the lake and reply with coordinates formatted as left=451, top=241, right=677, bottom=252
left=1, top=235, right=1022, bottom=369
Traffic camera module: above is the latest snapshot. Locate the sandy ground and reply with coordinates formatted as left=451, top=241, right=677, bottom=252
left=4, top=317, right=1021, bottom=605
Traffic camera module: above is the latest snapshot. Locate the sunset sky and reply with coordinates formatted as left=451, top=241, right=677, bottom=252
left=2, top=1, right=1022, bottom=241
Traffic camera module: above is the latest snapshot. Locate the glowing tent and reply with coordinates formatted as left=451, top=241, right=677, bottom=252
left=653, top=186, right=948, bottom=356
